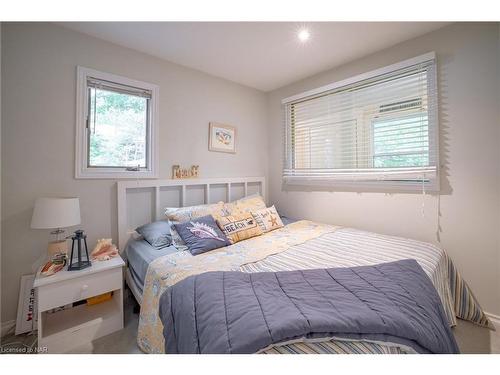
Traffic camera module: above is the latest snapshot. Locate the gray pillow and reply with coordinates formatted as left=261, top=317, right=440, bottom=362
left=135, top=220, right=172, bottom=249
left=169, top=221, right=188, bottom=251
left=174, top=215, right=231, bottom=255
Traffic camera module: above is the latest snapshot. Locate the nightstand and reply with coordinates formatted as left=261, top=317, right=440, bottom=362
left=33, top=256, right=125, bottom=353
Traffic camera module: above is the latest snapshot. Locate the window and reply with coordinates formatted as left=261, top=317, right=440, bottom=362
left=283, top=53, right=438, bottom=190
left=75, top=67, right=159, bottom=178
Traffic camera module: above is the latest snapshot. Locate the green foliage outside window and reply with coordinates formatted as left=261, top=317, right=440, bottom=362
left=88, top=88, right=148, bottom=168
left=373, top=113, right=429, bottom=168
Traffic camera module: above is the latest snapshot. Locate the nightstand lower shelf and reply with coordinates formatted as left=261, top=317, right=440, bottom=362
left=34, top=257, right=125, bottom=353
left=39, top=289, right=123, bottom=353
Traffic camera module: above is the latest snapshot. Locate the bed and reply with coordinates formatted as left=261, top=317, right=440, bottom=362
left=117, top=178, right=493, bottom=354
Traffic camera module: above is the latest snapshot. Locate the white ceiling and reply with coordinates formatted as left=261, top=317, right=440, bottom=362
left=59, top=22, right=449, bottom=92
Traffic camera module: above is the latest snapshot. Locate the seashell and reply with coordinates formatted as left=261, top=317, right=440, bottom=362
left=91, top=240, right=119, bottom=261
left=41, top=260, right=65, bottom=276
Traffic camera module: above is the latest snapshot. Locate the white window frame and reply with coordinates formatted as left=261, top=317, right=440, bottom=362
left=75, top=66, right=159, bottom=179
left=282, top=52, right=439, bottom=192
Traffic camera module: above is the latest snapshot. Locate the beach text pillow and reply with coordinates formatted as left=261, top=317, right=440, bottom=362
left=215, top=212, right=263, bottom=244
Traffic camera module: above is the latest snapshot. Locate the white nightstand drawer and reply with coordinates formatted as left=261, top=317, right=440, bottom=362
left=38, top=267, right=122, bottom=312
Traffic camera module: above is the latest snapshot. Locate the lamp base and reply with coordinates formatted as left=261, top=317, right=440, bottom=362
left=68, top=260, right=91, bottom=271
left=48, top=240, right=68, bottom=259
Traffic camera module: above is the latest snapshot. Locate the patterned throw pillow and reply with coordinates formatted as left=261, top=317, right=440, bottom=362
left=165, top=202, right=227, bottom=250
left=165, top=201, right=227, bottom=222
left=174, top=215, right=231, bottom=255
left=251, top=205, right=284, bottom=233
left=224, top=194, right=266, bottom=215
left=215, top=212, right=263, bottom=244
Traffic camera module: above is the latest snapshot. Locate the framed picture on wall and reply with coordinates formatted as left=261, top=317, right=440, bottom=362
left=209, top=122, right=236, bottom=153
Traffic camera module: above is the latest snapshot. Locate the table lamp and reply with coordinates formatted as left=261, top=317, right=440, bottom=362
left=31, top=197, right=81, bottom=259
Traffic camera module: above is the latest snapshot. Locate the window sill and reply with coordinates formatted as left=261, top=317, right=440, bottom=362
left=75, top=168, right=158, bottom=180
left=283, top=178, right=440, bottom=193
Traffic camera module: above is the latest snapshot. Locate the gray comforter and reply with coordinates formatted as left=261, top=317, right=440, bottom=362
left=159, top=259, right=459, bottom=354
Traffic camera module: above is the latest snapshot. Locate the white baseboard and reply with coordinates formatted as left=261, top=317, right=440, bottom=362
left=485, top=311, right=500, bottom=344
left=485, top=312, right=500, bottom=353
left=485, top=312, right=500, bottom=329
left=1, top=320, right=16, bottom=337
left=486, top=312, right=500, bottom=326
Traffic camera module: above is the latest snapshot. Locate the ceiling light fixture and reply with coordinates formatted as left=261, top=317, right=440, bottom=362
left=297, top=29, right=310, bottom=43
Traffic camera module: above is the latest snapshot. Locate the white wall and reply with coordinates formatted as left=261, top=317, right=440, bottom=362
left=267, top=23, right=500, bottom=315
left=2, top=22, right=499, bottom=326
left=1, top=23, right=268, bottom=323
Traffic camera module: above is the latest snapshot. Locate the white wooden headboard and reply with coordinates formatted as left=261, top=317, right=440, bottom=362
left=117, top=177, right=266, bottom=250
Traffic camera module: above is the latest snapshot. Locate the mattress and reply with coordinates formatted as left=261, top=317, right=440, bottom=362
left=137, top=219, right=491, bottom=353
left=125, top=239, right=180, bottom=293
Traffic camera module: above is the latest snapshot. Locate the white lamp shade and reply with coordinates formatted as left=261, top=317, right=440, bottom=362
left=31, top=197, right=81, bottom=229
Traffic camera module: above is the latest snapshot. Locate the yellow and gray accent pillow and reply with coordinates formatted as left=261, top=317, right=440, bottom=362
left=224, top=194, right=266, bottom=215
left=251, top=205, right=284, bottom=233
left=215, top=212, right=263, bottom=244
left=164, top=201, right=227, bottom=222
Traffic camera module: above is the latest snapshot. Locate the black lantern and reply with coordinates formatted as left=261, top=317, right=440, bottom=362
left=68, top=230, right=91, bottom=271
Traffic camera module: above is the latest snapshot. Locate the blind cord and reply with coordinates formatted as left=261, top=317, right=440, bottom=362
left=421, top=173, right=426, bottom=218
left=436, top=193, right=441, bottom=243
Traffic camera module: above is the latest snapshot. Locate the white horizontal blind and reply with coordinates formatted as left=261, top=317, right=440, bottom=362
left=87, top=77, right=152, bottom=98
left=283, top=54, right=438, bottom=186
